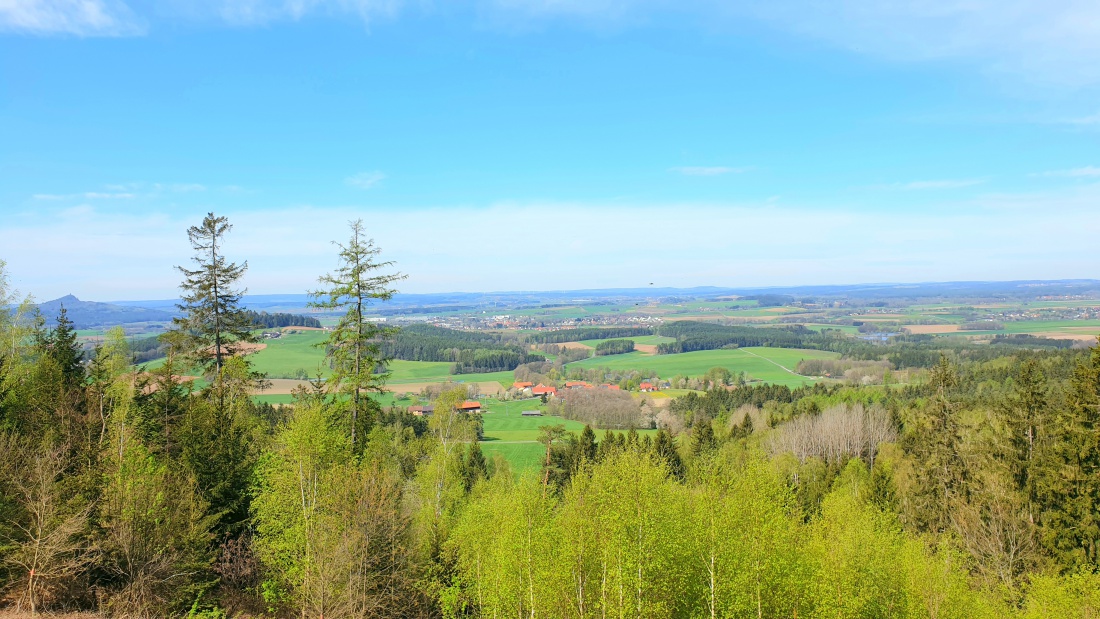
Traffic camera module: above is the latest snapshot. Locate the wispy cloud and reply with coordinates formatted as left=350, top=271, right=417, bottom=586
left=670, top=166, right=752, bottom=177
left=346, top=171, right=387, bottom=189
left=872, top=178, right=987, bottom=191
left=0, top=0, right=145, bottom=36
left=1031, top=166, right=1100, bottom=178
left=6, top=188, right=1100, bottom=300
left=30, top=182, right=209, bottom=202
left=33, top=191, right=135, bottom=200
left=215, top=0, right=403, bottom=25
left=1062, top=112, right=1100, bottom=126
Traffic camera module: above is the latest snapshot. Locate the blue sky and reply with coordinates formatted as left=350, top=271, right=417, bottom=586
left=2, top=1, right=1099, bottom=301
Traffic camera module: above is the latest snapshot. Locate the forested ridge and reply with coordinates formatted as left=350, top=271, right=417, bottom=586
left=384, top=324, right=544, bottom=373
left=241, top=310, right=322, bottom=329
left=3, top=220, right=1100, bottom=617
left=527, top=326, right=652, bottom=344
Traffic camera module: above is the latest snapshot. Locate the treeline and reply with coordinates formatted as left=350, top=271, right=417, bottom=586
left=243, top=309, right=322, bottom=328
left=5, top=304, right=1100, bottom=615
left=656, top=321, right=812, bottom=352
left=527, top=326, right=652, bottom=344
left=594, top=338, right=635, bottom=356
left=655, top=321, right=1078, bottom=370
left=385, top=324, right=543, bottom=373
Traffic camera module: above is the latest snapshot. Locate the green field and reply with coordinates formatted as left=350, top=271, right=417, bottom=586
left=247, top=331, right=330, bottom=378
left=926, top=319, right=1100, bottom=338
left=479, top=400, right=659, bottom=473
left=567, top=347, right=839, bottom=386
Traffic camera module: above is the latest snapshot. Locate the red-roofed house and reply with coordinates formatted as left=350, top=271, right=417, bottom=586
left=458, top=401, right=482, bottom=413
left=532, top=384, right=557, bottom=397
left=565, top=381, right=589, bottom=389
left=639, top=382, right=657, bottom=392
left=599, top=383, right=621, bottom=391
left=512, top=381, right=533, bottom=391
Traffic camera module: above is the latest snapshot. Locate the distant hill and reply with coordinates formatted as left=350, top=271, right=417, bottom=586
left=36, top=295, right=176, bottom=329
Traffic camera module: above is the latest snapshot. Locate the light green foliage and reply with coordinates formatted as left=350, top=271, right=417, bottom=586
left=1022, top=572, right=1100, bottom=618
left=688, top=455, right=806, bottom=618
left=100, top=438, right=215, bottom=616
left=252, top=401, right=418, bottom=617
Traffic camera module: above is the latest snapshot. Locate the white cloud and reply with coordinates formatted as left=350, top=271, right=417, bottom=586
left=739, top=1, right=1100, bottom=88
left=486, top=1, right=1100, bottom=88
left=1032, top=166, right=1100, bottom=178
left=872, top=178, right=987, bottom=191
left=346, top=171, right=386, bottom=189
left=0, top=0, right=144, bottom=36
left=670, top=166, right=752, bottom=177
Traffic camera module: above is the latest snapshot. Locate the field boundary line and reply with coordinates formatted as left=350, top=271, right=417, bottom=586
left=739, top=348, right=812, bottom=379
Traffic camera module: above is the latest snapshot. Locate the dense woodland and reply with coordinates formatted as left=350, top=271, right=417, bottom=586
left=527, top=326, right=652, bottom=344
left=241, top=310, right=322, bottom=330
left=384, top=324, right=544, bottom=374
left=594, top=338, right=635, bottom=356
left=4, top=217, right=1100, bottom=617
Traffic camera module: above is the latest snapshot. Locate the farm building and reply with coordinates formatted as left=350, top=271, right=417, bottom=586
left=409, top=405, right=434, bottom=416
left=565, top=381, right=590, bottom=389
left=599, top=383, right=621, bottom=390
left=639, top=382, right=657, bottom=392
left=458, top=401, right=482, bottom=413
left=521, top=410, right=542, bottom=417
left=532, top=384, right=557, bottom=397
left=512, top=381, right=533, bottom=391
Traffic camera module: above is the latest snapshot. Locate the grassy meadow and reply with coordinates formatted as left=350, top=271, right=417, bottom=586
left=477, top=399, right=660, bottom=473
left=567, top=346, right=839, bottom=386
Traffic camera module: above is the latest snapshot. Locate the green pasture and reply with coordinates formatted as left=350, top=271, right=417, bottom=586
left=244, top=330, right=330, bottom=378
left=566, top=347, right=839, bottom=386
left=479, top=401, right=660, bottom=473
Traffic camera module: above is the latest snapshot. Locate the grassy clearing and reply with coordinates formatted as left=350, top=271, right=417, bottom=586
left=567, top=347, right=838, bottom=386
left=479, top=400, right=659, bottom=473
left=244, top=330, right=329, bottom=378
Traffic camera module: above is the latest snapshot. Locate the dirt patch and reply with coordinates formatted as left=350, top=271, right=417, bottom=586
left=1027, top=331, right=1099, bottom=341
left=904, top=325, right=960, bottom=334
left=253, top=378, right=313, bottom=394
left=634, top=344, right=658, bottom=355
left=557, top=341, right=594, bottom=350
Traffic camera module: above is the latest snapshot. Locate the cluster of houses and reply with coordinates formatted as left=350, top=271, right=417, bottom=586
left=511, top=380, right=658, bottom=396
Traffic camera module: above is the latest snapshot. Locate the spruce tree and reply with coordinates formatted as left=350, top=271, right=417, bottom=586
left=47, top=305, right=85, bottom=389
left=172, top=212, right=256, bottom=376
left=652, top=428, right=684, bottom=479
left=309, top=219, right=405, bottom=447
